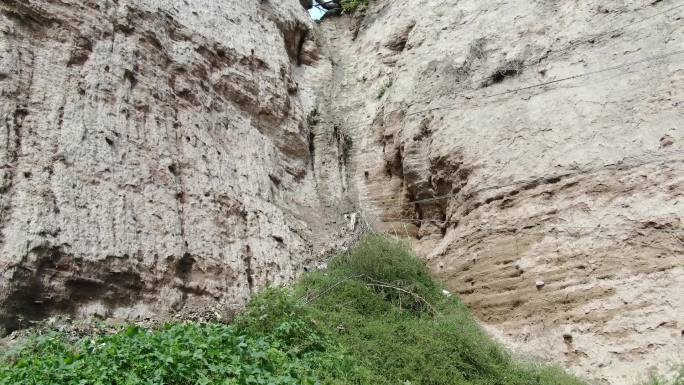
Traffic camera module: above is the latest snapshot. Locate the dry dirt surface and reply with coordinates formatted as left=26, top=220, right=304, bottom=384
left=312, top=0, right=684, bottom=384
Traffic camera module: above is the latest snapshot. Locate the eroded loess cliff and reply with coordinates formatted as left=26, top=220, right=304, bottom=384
left=316, top=1, right=683, bottom=384
left=0, top=0, right=355, bottom=333
left=1, top=0, right=683, bottom=384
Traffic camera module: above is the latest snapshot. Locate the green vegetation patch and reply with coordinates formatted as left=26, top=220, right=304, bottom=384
left=341, top=0, right=368, bottom=13
left=0, top=322, right=343, bottom=385
left=376, top=79, right=393, bottom=99
left=1, top=236, right=585, bottom=385
left=646, top=366, right=684, bottom=385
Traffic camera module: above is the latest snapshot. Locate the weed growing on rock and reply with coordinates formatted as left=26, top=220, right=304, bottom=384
left=646, top=365, right=684, bottom=385
left=341, top=0, right=368, bottom=13
left=376, top=79, right=393, bottom=99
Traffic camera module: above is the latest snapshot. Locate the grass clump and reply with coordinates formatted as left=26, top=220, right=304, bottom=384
left=341, top=0, right=368, bottom=13
left=376, top=79, right=393, bottom=99
left=1, top=235, right=584, bottom=385
left=646, top=366, right=684, bottom=385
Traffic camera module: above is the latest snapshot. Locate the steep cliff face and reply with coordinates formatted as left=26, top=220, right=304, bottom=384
left=315, top=1, right=683, bottom=384
left=1, top=0, right=682, bottom=383
left=0, top=0, right=354, bottom=333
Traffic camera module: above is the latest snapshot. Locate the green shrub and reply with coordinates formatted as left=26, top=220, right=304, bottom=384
left=341, top=0, right=368, bottom=13
left=326, top=235, right=440, bottom=314
left=1, top=235, right=585, bottom=385
left=331, top=236, right=432, bottom=286
left=294, top=236, right=584, bottom=385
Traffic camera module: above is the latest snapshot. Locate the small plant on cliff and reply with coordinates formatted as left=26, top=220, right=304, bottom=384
left=376, top=78, right=393, bottom=99
left=645, top=365, right=684, bottom=385
left=0, top=236, right=585, bottom=385
left=341, top=0, right=368, bottom=13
